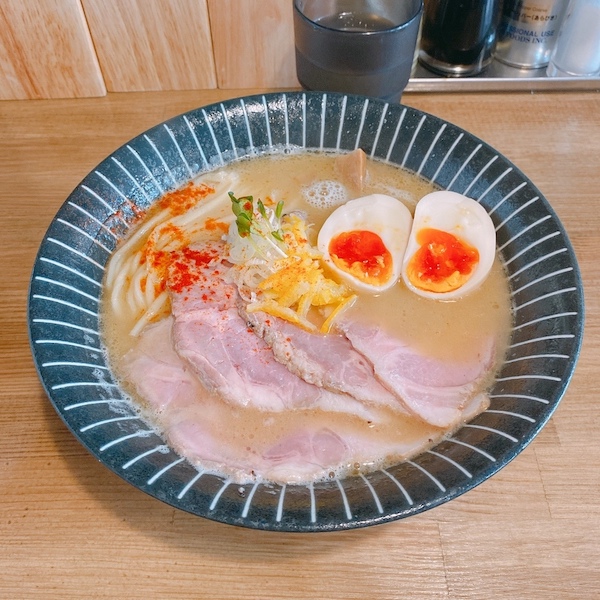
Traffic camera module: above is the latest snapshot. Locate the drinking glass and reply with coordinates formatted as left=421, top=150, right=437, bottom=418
left=293, top=0, right=423, bottom=102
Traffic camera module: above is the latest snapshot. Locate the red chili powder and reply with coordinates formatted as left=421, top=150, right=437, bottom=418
left=204, top=217, right=229, bottom=234
left=168, top=246, right=219, bottom=294
left=157, top=182, right=215, bottom=216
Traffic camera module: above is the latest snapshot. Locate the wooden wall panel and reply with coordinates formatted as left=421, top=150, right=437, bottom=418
left=81, top=0, right=217, bottom=92
left=0, top=0, right=106, bottom=99
left=208, top=0, right=298, bottom=88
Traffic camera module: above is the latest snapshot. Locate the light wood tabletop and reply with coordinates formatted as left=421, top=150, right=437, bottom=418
left=1, top=88, right=598, bottom=599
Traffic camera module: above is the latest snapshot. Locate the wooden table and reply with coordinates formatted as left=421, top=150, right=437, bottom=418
left=1, top=89, right=598, bottom=599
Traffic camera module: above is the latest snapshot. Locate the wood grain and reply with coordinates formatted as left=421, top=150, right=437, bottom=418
left=1, top=89, right=599, bottom=599
left=208, top=0, right=298, bottom=88
left=0, top=0, right=105, bottom=99
left=81, top=0, right=217, bottom=92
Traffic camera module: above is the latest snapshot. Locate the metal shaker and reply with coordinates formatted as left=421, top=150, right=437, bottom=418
left=495, top=0, right=569, bottom=68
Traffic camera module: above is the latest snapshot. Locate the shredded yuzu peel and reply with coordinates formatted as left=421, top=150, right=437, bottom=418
left=226, top=195, right=356, bottom=332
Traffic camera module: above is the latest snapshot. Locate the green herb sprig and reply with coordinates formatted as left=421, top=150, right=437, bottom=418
left=230, top=192, right=254, bottom=237
left=229, top=192, right=285, bottom=243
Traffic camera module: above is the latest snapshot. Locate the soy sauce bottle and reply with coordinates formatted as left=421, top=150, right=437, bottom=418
left=419, top=0, right=503, bottom=76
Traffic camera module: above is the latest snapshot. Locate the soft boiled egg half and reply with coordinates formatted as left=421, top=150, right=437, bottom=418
left=401, top=190, right=496, bottom=300
left=317, top=194, right=412, bottom=293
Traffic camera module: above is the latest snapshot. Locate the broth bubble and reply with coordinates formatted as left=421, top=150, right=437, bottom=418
left=302, top=180, right=348, bottom=209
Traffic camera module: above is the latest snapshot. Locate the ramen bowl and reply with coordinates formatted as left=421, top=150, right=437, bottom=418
left=28, top=92, right=583, bottom=532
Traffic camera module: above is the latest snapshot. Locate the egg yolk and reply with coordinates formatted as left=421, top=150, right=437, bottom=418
left=329, top=230, right=393, bottom=286
left=406, top=228, right=479, bottom=294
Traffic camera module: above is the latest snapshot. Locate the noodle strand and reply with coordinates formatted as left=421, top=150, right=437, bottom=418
left=105, top=173, right=238, bottom=336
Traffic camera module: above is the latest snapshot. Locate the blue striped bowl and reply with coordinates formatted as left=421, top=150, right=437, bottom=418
left=28, top=92, right=584, bottom=532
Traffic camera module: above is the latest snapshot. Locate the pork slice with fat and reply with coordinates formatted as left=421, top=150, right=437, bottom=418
left=174, top=306, right=318, bottom=412
left=121, top=316, right=199, bottom=414
left=120, top=317, right=451, bottom=485
left=240, top=305, right=406, bottom=413
left=120, top=317, right=283, bottom=480
left=168, top=250, right=380, bottom=420
left=174, top=305, right=379, bottom=420
left=337, top=318, right=496, bottom=428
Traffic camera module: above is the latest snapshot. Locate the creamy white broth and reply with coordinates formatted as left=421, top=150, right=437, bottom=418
left=348, top=261, right=510, bottom=364
left=101, top=151, right=513, bottom=484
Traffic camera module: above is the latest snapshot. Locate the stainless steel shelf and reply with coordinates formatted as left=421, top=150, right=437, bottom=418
left=406, top=59, right=600, bottom=92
